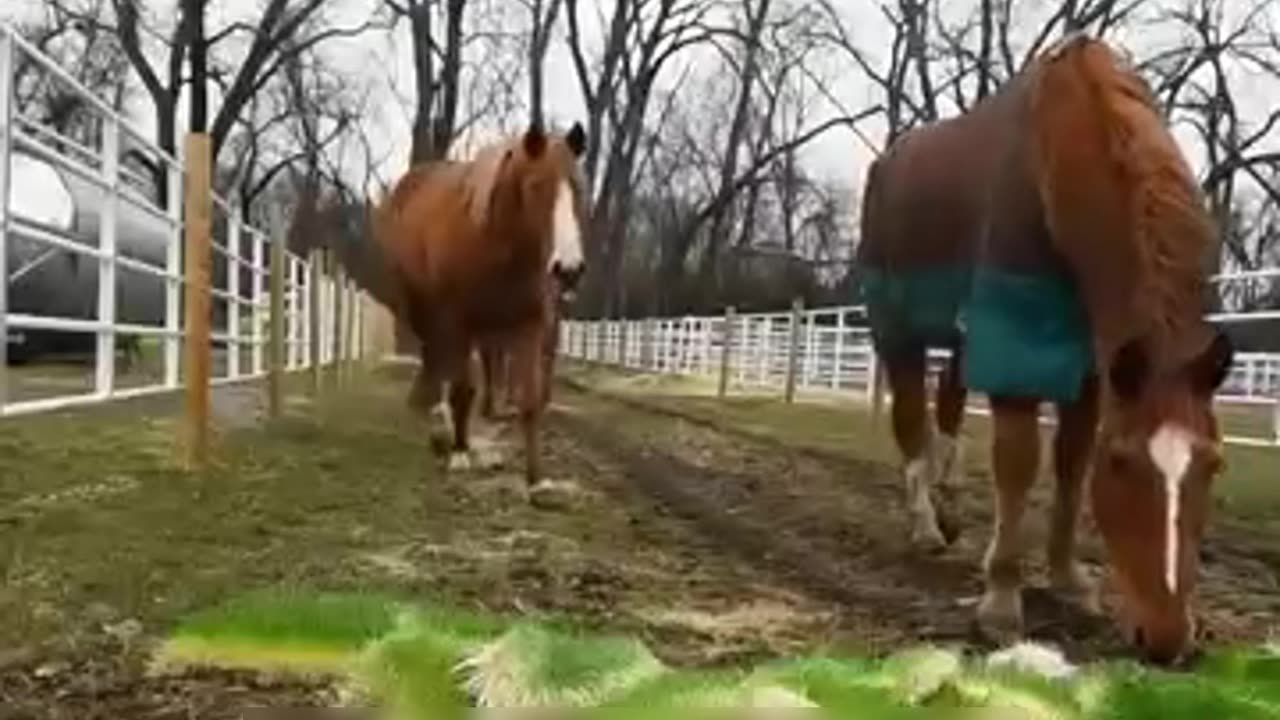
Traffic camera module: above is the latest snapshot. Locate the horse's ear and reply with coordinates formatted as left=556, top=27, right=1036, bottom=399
left=1185, top=327, right=1234, bottom=396
left=1109, top=338, right=1150, bottom=401
left=566, top=122, right=587, bottom=157
left=523, top=123, right=547, bottom=158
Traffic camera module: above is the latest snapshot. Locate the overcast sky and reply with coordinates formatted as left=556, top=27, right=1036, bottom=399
left=4, top=0, right=1278, bottom=198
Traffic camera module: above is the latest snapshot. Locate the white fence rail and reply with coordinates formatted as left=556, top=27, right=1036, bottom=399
left=0, top=24, right=366, bottom=418
left=561, top=290, right=1280, bottom=449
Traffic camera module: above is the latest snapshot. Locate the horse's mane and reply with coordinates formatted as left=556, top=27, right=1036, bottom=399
left=1030, top=34, right=1215, bottom=359
left=369, top=137, right=520, bottom=266
left=462, top=138, right=520, bottom=228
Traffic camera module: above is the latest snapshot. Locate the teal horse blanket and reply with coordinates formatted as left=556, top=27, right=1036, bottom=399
left=859, top=266, right=1094, bottom=403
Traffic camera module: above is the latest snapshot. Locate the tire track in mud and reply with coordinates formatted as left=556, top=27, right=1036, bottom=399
left=551, top=384, right=994, bottom=649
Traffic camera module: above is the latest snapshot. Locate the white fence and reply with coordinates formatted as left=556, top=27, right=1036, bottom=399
left=561, top=285, right=1280, bottom=449
left=0, top=24, right=366, bottom=417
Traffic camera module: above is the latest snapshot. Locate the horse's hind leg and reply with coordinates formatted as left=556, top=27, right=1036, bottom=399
left=479, top=343, right=500, bottom=420
left=886, top=347, right=948, bottom=553
left=1049, top=373, right=1101, bottom=614
left=933, top=348, right=967, bottom=487
left=978, top=396, right=1041, bottom=641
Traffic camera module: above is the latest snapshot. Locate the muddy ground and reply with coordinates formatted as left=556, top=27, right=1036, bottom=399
left=1, top=362, right=1277, bottom=717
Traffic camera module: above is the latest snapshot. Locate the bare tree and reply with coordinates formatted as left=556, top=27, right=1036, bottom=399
left=53, top=0, right=380, bottom=201
left=697, top=0, right=773, bottom=295
left=565, top=0, right=716, bottom=315
left=13, top=0, right=130, bottom=129
left=1147, top=0, right=1280, bottom=279
left=518, top=0, right=564, bottom=127
left=384, top=0, right=468, bottom=165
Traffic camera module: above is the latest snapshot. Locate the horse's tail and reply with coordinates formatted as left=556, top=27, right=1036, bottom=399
left=859, top=156, right=888, bottom=427
left=1028, top=33, right=1210, bottom=348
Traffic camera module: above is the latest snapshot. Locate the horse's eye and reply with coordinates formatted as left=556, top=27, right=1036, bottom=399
left=1202, top=451, right=1225, bottom=476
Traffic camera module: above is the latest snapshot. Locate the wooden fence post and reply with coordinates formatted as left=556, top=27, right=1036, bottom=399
left=784, top=297, right=804, bottom=404
left=308, top=249, right=321, bottom=394
left=181, top=133, right=212, bottom=470
left=718, top=306, right=736, bottom=399
left=267, top=205, right=285, bottom=419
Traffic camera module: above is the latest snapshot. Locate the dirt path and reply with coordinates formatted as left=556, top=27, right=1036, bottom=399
left=550, top=378, right=1280, bottom=661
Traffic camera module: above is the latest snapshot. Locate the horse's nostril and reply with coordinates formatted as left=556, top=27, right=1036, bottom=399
left=555, top=264, right=584, bottom=289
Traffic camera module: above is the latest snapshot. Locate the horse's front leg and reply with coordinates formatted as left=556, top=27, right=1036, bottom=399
left=979, top=396, right=1041, bottom=641
left=1049, top=374, right=1102, bottom=615
left=445, top=346, right=478, bottom=472
left=408, top=352, right=451, bottom=458
left=539, top=323, right=558, bottom=410
left=514, top=323, right=546, bottom=488
left=410, top=336, right=465, bottom=460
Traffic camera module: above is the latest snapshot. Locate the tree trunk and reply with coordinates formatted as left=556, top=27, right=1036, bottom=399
left=186, top=0, right=208, bottom=132
left=431, top=0, right=466, bottom=157
left=527, top=0, right=562, bottom=127
left=408, top=1, right=436, bottom=165
left=699, top=0, right=771, bottom=292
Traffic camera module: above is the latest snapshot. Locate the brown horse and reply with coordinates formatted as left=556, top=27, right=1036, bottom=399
left=373, top=123, right=588, bottom=487
left=860, top=34, right=1233, bottom=664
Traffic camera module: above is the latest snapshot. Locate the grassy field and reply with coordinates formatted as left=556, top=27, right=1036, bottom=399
left=562, top=361, right=1280, bottom=532
left=0, top=370, right=426, bottom=655
left=1, top=357, right=1277, bottom=715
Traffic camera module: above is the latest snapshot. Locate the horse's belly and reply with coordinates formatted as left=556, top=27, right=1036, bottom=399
left=962, top=269, right=1094, bottom=402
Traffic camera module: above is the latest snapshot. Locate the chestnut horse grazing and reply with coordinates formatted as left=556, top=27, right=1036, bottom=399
left=860, top=34, right=1233, bottom=664
left=373, top=123, right=588, bottom=487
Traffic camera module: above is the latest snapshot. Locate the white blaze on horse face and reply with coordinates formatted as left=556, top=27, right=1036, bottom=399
left=1148, top=423, right=1193, bottom=595
left=550, top=180, right=583, bottom=273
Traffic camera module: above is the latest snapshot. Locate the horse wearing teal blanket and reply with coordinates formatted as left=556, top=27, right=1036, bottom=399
left=858, top=34, right=1234, bottom=666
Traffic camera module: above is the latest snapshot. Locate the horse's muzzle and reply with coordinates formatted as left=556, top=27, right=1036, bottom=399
left=552, top=261, right=585, bottom=292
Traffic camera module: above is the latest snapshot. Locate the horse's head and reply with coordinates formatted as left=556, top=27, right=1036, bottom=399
left=496, top=122, right=589, bottom=293
left=1091, top=325, right=1234, bottom=665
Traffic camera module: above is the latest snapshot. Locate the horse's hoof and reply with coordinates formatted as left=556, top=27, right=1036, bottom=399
left=527, top=479, right=586, bottom=511
left=448, top=451, right=475, bottom=472
left=977, top=589, right=1025, bottom=643
left=911, top=524, right=949, bottom=555
left=936, top=507, right=961, bottom=545
left=471, top=446, right=505, bottom=470
left=1050, top=566, right=1103, bottom=617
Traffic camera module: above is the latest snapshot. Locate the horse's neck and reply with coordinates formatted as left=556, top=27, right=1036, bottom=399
left=1065, top=219, right=1207, bottom=364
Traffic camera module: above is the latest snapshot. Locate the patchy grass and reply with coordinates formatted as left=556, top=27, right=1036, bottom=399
left=562, top=361, right=1280, bottom=532
left=2, top=360, right=851, bottom=684
left=0, top=370, right=436, bottom=654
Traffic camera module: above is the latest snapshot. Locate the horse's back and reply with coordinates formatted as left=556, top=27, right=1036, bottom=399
left=857, top=93, right=1017, bottom=356
left=377, top=161, right=477, bottom=283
